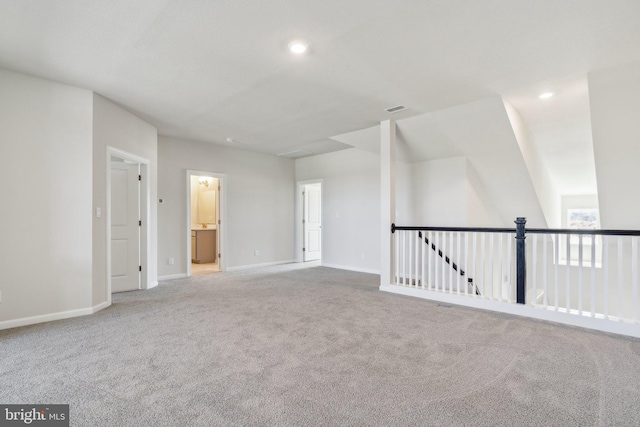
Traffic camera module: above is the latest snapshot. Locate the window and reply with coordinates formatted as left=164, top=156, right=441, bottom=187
left=567, top=208, right=598, bottom=245
left=559, top=208, right=601, bottom=267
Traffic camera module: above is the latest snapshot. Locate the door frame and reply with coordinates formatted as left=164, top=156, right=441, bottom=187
left=186, top=170, right=227, bottom=276
left=296, top=179, right=323, bottom=263
left=106, top=146, right=150, bottom=304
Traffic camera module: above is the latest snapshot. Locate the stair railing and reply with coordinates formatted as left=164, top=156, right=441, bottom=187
left=391, top=218, right=640, bottom=326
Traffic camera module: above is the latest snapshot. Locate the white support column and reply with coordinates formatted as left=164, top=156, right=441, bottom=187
left=380, top=120, right=396, bottom=287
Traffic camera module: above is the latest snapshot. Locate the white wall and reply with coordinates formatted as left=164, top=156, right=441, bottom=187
left=0, top=69, right=93, bottom=324
left=92, top=94, right=158, bottom=305
left=158, top=136, right=295, bottom=276
left=190, top=175, right=199, bottom=228
left=412, top=157, right=467, bottom=226
left=589, top=60, right=640, bottom=229
left=295, top=148, right=380, bottom=273
left=395, top=159, right=413, bottom=226
left=466, top=160, right=505, bottom=227
left=410, top=157, right=505, bottom=227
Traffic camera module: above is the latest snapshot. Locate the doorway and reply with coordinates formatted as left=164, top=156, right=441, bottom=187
left=297, top=180, right=322, bottom=262
left=106, top=146, right=150, bottom=300
left=110, top=158, right=140, bottom=292
left=186, top=170, right=226, bottom=276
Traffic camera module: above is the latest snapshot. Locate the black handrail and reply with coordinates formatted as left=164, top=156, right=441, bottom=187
left=392, top=224, right=640, bottom=236
left=392, top=224, right=515, bottom=233
left=527, top=228, right=640, bottom=236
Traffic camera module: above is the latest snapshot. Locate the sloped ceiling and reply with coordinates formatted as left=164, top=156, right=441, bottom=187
left=333, top=97, right=548, bottom=226
left=1, top=0, right=639, bottom=162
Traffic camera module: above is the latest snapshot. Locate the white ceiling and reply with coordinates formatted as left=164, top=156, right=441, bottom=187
left=1, top=0, right=639, bottom=190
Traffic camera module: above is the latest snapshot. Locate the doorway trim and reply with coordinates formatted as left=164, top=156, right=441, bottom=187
left=186, top=170, right=227, bottom=276
left=296, top=179, right=323, bottom=263
left=106, top=146, right=150, bottom=305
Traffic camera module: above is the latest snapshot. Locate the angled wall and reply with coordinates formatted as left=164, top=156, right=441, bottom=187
left=589, top=60, right=640, bottom=229
left=395, top=97, right=547, bottom=228
left=430, top=97, right=547, bottom=227
left=503, top=100, right=558, bottom=227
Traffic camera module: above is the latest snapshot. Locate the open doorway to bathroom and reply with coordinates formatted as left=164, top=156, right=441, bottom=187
left=187, top=171, right=225, bottom=275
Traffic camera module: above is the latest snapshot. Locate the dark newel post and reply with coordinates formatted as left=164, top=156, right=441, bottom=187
left=515, top=217, right=526, bottom=304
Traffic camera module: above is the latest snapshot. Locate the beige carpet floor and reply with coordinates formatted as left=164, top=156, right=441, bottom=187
left=1, top=263, right=639, bottom=426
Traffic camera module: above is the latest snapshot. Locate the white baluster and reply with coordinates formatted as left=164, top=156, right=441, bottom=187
left=566, top=234, right=571, bottom=312
left=421, top=231, right=425, bottom=290
left=543, top=234, right=548, bottom=308
left=480, top=233, right=487, bottom=298
left=395, top=230, right=400, bottom=285
left=507, top=233, right=512, bottom=303
left=444, top=231, right=449, bottom=292
left=449, top=232, right=454, bottom=294
left=578, top=234, right=583, bottom=315
left=402, top=231, right=406, bottom=285
left=489, top=233, right=494, bottom=300
left=633, top=236, right=638, bottom=323
left=464, top=232, right=469, bottom=295
left=456, top=232, right=461, bottom=295
left=618, top=236, right=623, bottom=321
left=442, top=231, right=447, bottom=292
left=554, top=234, right=559, bottom=311
left=428, top=231, right=433, bottom=290
left=532, top=233, right=537, bottom=307
left=604, top=235, right=609, bottom=319
left=435, top=232, right=440, bottom=291
left=498, top=233, right=504, bottom=302
left=591, top=234, right=596, bottom=317
left=471, top=233, right=478, bottom=297
left=416, top=230, right=420, bottom=287
left=408, top=230, right=412, bottom=286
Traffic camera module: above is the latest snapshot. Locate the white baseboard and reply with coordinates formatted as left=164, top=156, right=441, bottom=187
left=93, top=301, right=110, bottom=313
left=147, top=281, right=159, bottom=289
left=227, top=260, right=296, bottom=272
left=158, top=274, right=187, bottom=281
left=379, top=284, right=640, bottom=339
left=322, top=263, right=381, bottom=275
left=0, top=301, right=111, bottom=331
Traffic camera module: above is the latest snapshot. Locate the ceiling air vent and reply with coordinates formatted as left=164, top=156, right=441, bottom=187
left=384, top=105, right=407, bottom=114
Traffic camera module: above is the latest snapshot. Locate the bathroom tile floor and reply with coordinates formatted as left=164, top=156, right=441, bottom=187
left=191, top=262, right=220, bottom=275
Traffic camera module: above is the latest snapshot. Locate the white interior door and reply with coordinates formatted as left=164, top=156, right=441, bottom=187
left=216, top=182, right=221, bottom=263
left=303, top=184, right=322, bottom=261
left=111, top=161, right=140, bottom=293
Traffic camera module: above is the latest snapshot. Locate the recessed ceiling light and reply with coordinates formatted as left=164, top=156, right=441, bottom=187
left=288, top=40, right=308, bottom=54
left=539, top=92, right=554, bottom=99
